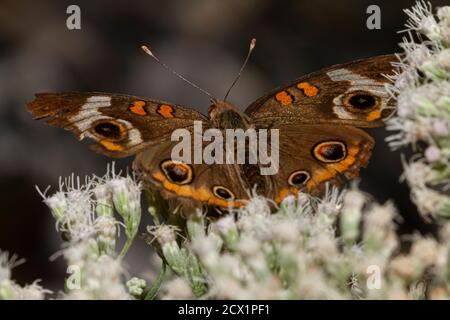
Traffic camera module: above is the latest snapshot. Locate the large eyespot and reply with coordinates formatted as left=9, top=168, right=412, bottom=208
left=212, top=186, right=235, bottom=200
left=313, top=141, right=347, bottom=163
left=343, top=91, right=380, bottom=111
left=288, top=170, right=310, bottom=187
left=93, top=121, right=124, bottom=140
left=160, top=160, right=193, bottom=185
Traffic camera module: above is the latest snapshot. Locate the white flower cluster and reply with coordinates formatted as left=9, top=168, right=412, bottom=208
left=0, top=251, right=50, bottom=300
left=35, top=165, right=144, bottom=299
left=386, top=1, right=450, bottom=218
left=158, top=186, right=450, bottom=299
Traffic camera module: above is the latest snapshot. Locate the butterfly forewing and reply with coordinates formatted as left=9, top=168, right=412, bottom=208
left=27, top=92, right=208, bottom=157
left=245, top=55, right=397, bottom=129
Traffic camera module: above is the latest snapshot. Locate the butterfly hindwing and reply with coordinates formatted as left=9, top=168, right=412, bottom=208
left=133, top=139, right=250, bottom=211
left=268, top=124, right=374, bottom=203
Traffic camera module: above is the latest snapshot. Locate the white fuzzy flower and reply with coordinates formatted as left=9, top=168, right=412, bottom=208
left=432, top=119, right=449, bottom=136
left=43, top=191, right=67, bottom=221
left=0, top=253, right=12, bottom=283
left=213, top=215, right=239, bottom=249
left=15, top=281, right=50, bottom=300
left=411, top=237, right=439, bottom=266
left=240, top=195, right=271, bottom=217
left=316, top=185, right=344, bottom=218
left=307, top=233, right=338, bottom=260
left=411, top=187, right=448, bottom=217
left=0, top=252, right=25, bottom=284
left=271, top=219, right=299, bottom=243
left=109, top=176, right=142, bottom=238
left=0, top=252, right=50, bottom=300
left=404, top=1, right=442, bottom=41
left=425, top=145, right=441, bottom=162
left=147, top=224, right=177, bottom=246
left=401, top=158, right=432, bottom=188
left=214, top=215, right=236, bottom=235
left=401, top=42, right=432, bottom=69
left=437, top=48, right=450, bottom=70
left=237, top=236, right=261, bottom=258
left=340, top=189, right=366, bottom=244
left=93, top=183, right=113, bottom=217
left=162, top=278, right=193, bottom=300
left=190, top=234, right=221, bottom=268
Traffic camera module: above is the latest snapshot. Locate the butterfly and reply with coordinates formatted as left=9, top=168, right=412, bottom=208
left=27, top=41, right=396, bottom=213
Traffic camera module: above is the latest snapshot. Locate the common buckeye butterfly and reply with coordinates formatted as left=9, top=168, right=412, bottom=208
left=27, top=40, right=396, bottom=212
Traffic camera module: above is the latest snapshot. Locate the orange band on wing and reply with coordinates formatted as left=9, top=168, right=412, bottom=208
left=275, top=91, right=293, bottom=106
left=297, top=82, right=319, bottom=97
left=366, top=110, right=382, bottom=121
left=275, top=187, right=299, bottom=204
left=99, top=140, right=124, bottom=151
left=157, top=104, right=175, bottom=118
left=152, top=171, right=244, bottom=208
left=129, top=101, right=147, bottom=116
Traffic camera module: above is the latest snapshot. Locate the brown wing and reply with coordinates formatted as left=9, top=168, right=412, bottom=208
left=133, top=139, right=251, bottom=211
left=27, top=92, right=208, bottom=157
left=245, top=55, right=397, bottom=128
left=267, top=124, right=374, bottom=203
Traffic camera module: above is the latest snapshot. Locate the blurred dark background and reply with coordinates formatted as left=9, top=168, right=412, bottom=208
left=0, top=0, right=447, bottom=292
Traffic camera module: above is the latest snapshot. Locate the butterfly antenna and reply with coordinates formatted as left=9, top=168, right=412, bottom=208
left=141, top=45, right=217, bottom=103
left=223, top=38, right=256, bottom=102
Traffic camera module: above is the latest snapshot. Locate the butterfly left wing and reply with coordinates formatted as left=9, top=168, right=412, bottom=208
left=245, top=55, right=397, bottom=128
left=27, top=92, right=208, bottom=157
left=133, top=139, right=251, bottom=212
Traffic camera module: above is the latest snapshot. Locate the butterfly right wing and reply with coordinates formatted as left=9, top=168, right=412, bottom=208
left=264, top=124, right=374, bottom=203
left=245, top=55, right=397, bottom=128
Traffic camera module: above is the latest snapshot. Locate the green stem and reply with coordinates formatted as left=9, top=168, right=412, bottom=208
left=119, top=236, right=134, bottom=258
left=144, top=262, right=167, bottom=300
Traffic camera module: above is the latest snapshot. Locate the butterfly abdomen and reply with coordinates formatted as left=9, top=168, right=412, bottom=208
left=242, top=163, right=267, bottom=195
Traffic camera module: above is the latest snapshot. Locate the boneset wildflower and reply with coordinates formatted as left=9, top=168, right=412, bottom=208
left=43, top=191, right=67, bottom=221
left=340, top=189, right=365, bottom=245
left=127, top=277, right=147, bottom=297
left=387, top=1, right=450, bottom=219
left=109, top=176, right=142, bottom=256
left=213, top=215, right=239, bottom=250
left=0, top=251, right=50, bottom=300
left=33, top=167, right=142, bottom=299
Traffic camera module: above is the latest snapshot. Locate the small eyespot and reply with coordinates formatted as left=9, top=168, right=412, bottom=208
left=160, top=160, right=193, bottom=185
left=212, top=186, right=235, bottom=200
left=343, top=91, right=379, bottom=111
left=94, top=121, right=123, bottom=139
left=313, top=141, right=347, bottom=163
left=288, top=170, right=310, bottom=187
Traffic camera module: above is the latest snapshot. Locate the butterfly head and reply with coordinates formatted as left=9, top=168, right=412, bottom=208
left=208, top=100, right=251, bottom=130
left=208, top=100, right=237, bottom=118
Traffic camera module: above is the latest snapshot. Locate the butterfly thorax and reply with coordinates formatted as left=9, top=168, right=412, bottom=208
left=208, top=100, right=252, bottom=130
left=208, top=100, right=268, bottom=196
